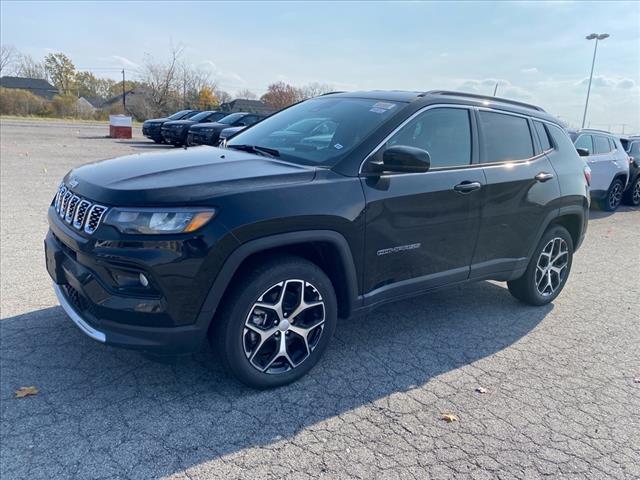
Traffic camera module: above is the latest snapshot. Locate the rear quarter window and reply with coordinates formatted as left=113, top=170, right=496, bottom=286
left=533, top=121, right=552, bottom=151
left=547, top=124, right=581, bottom=156
left=593, top=135, right=611, bottom=154
left=479, top=111, right=534, bottom=162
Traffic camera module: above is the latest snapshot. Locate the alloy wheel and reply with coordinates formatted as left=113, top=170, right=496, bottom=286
left=243, top=279, right=325, bottom=374
left=535, top=237, right=569, bottom=297
left=608, top=182, right=623, bottom=210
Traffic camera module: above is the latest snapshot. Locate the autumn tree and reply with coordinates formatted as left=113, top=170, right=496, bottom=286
left=75, top=71, right=116, bottom=100
left=260, top=81, right=303, bottom=110
left=215, top=89, right=232, bottom=104
left=198, top=86, right=218, bottom=109
left=44, top=52, right=76, bottom=94
left=299, top=82, right=334, bottom=99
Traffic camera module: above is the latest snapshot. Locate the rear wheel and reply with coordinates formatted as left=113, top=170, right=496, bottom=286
left=212, top=255, right=337, bottom=389
left=508, top=225, right=573, bottom=306
left=601, top=178, right=624, bottom=211
left=623, top=176, right=640, bottom=206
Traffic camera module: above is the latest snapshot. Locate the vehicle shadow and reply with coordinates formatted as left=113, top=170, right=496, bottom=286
left=115, top=140, right=176, bottom=150
left=0, top=281, right=551, bottom=477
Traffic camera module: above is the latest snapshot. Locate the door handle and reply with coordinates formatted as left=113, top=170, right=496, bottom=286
left=535, top=172, right=554, bottom=183
left=453, top=181, right=482, bottom=194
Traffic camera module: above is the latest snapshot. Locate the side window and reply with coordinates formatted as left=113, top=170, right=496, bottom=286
left=547, top=124, right=580, bottom=155
left=574, top=135, right=593, bottom=154
left=533, top=121, right=552, bottom=151
left=479, top=111, right=534, bottom=162
left=631, top=142, right=640, bottom=155
left=608, top=138, right=616, bottom=151
left=593, top=135, right=610, bottom=154
left=243, top=116, right=259, bottom=126
left=382, top=107, right=472, bottom=168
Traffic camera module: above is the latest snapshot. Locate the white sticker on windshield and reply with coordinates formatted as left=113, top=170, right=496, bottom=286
left=334, top=143, right=344, bottom=150
left=370, top=107, right=386, bottom=114
left=373, top=102, right=396, bottom=110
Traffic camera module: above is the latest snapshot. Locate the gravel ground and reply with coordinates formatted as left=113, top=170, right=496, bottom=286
left=1, top=119, right=639, bottom=479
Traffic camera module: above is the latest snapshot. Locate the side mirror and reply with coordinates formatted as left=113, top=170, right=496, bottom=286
left=576, top=148, right=590, bottom=157
left=367, top=145, right=431, bottom=174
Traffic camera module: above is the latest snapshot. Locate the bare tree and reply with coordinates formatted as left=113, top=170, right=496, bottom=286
left=16, top=54, right=47, bottom=79
left=0, top=44, right=18, bottom=75
left=137, top=46, right=184, bottom=116
left=215, top=89, right=232, bottom=105
left=299, top=82, right=334, bottom=99
left=179, top=61, right=218, bottom=108
left=236, top=88, right=257, bottom=100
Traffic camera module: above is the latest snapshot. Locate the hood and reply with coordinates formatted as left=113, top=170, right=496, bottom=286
left=189, top=122, right=228, bottom=132
left=162, top=119, right=196, bottom=128
left=143, top=117, right=169, bottom=125
left=64, top=147, right=317, bottom=205
left=220, top=126, right=244, bottom=138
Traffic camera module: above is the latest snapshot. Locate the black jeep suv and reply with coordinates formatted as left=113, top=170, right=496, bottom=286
left=45, top=91, right=590, bottom=388
left=142, top=110, right=201, bottom=143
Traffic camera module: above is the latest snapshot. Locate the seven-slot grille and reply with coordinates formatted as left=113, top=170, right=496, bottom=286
left=53, top=184, right=108, bottom=234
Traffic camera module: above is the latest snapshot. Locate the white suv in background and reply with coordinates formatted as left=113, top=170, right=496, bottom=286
left=570, top=129, right=629, bottom=211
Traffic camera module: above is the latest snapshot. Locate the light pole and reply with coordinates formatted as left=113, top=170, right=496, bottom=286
left=581, top=33, right=609, bottom=129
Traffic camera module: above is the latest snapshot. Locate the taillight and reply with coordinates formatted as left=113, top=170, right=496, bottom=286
left=584, top=166, right=591, bottom=186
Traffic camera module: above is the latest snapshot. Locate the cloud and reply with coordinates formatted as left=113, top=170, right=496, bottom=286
left=198, top=60, right=247, bottom=87
left=576, top=75, right=638, bottom=90
left=111, top=55, right=139, bottom=68
left=455, top=78, right=533, bottom=100
left=521, top=67, right=539, bottom=74
left=615, top=78, right=636, bottom=89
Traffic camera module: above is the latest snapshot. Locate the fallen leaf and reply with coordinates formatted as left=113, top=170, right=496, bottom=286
left=441, top=413, right=458, bottom=423
left=15, top=386, right=39, bottom=398
left=42, top=166, right=48, bottom=173
left=475, top=387, right=488, bottom=394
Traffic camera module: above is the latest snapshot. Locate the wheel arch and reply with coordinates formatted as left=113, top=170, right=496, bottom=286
left=196, top=230, right=360, bottom=330
left=526, top=205, right=587, bottom=261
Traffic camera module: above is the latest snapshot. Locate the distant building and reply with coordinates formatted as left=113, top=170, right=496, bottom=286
left=220, top=99, right=274, bottom=115
left=75, top=97, right=97, bottom=116
left=102, top=87, right=153, bottom=120
left=0, top=76, right=59, bottom=100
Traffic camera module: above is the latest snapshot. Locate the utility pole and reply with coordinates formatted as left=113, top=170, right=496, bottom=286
left=581, top=33, right=609, bottom=129
left=122, top=69, right=126, bottom=113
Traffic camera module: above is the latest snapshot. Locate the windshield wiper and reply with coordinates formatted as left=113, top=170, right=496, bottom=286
left=227, top=144, right=280, bottom=158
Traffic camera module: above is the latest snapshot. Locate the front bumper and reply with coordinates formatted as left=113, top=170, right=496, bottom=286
left=143, top=125, right=162, bottom=140
left=161, top=128, right=186, bottom=144
left=190, top=131, right=217, bottom=146
left=45, top=206, right=237, bottom=354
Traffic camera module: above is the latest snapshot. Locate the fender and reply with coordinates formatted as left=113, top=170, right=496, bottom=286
left=526, top=203, right=587, bottom=262
left=194, top=230, right=360, bottom=329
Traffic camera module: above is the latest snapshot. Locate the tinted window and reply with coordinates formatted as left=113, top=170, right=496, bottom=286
left=208, top=112, right=227, bottom=122
left=227, top=97, right=401, bottom=166
left=218, top=113, right=246, bottom=125
left=479, top=111, right=533, bottom=162
left=574, top=135, right=593, bottom=154
left=168, top=110, right=190, bottom=120
left=182, top=111, right=201, bottom=119
left=381, top=107, right=472, bottom=168
left=534, top=121, right=552, bottom=151
left=241, top=115, right=260, bottom=126
left=593, top=135, right=610, bottom=154
left=630, top=142, right=640, bottom=155
left=547, top=124, right=580, bottom=155
left=188, top=111, right=215, bottom=122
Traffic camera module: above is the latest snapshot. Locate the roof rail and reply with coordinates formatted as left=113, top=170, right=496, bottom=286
left=421, top=90, right=545, bottom=112
left=319, top=91, right=346, bottom=96
left=581, top=128, right=612, bottom=134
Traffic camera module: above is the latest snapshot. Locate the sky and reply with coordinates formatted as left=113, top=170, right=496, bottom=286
left=2, top=1, right=639, bottom=132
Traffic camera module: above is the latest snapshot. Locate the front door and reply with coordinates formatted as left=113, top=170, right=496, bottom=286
left=360, top=106, right=484, bottom=302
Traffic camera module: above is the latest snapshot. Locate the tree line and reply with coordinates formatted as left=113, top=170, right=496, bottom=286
left=0, top=44, right=334, bottom=120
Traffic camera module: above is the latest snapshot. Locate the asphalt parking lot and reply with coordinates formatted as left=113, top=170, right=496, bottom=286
left=1, top=119, right=639, bottom=479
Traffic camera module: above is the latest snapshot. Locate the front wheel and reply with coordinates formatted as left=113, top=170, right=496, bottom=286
left=623, top=176, right=640, bottom=206
left=508, top=225, right=574, bottom=306
left=601, top=178, right=624, bottom=211
left=212, top=255, right=337, bottom=389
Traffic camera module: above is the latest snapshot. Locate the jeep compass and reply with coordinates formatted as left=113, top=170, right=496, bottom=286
left=45, top=90, right=590, bottom=388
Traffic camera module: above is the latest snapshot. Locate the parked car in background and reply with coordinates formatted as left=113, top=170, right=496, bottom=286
left=46, top=90, right=590, bottom=388
left=188, top=112, right=266, bottom=146
left=161, top=111, right=228, bottom=147
left=217, top=126, right=245, bottom=146
left=621, top=136, right=640, bottom=206
left=569, top=129, right=629, bottom=211
left=142, top=110, right=201, bottom=143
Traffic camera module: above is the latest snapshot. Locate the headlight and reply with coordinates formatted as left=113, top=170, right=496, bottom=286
left=104, top=208, right=215, bottom=234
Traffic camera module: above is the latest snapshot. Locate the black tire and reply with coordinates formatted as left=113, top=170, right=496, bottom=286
left=601, top=178, right=624, bottom=211
left=152, top=138, right=163, bottom=144
left=212, top=255, right=337, bottom=389
left=507, top=225, right=574, bottom=306
left=622, top=176, right=640, bottom=206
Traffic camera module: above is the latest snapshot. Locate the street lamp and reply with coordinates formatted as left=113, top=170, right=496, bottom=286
left=581, top=33, right=610, bottom=129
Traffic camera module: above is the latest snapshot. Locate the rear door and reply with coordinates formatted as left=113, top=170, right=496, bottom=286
left=471, top=109, right=560, bottom=279
left=592, top=134, right=617, bottom=191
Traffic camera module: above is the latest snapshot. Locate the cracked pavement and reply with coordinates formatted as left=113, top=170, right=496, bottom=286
left=1, top=119, right=639, bottom=479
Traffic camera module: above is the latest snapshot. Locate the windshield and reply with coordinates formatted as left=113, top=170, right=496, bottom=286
left=183, top=111, right=201, bottom=119
left=168, top=110, right=190, bottom=120
left=227, top=97, right=401, bottom=166
left=218, top=113, right=245, bottom=125
left=189, top=111, right=215, bottom=122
